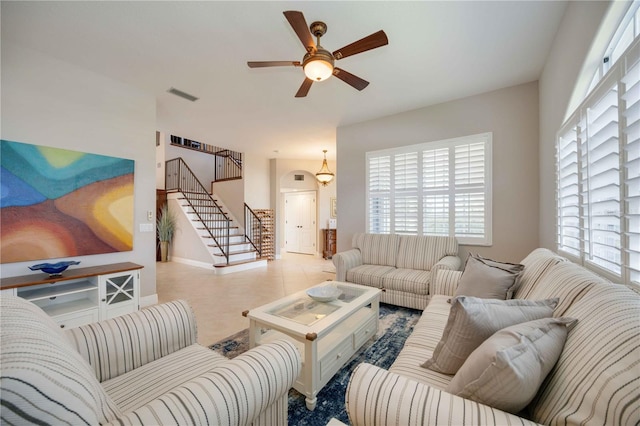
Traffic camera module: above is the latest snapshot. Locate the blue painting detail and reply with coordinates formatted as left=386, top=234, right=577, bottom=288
left=0, top=168, right=47, bottom=208
left=1, top=140, right=134, bottom=201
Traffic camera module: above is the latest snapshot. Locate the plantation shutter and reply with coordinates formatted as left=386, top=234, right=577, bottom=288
left=582, top=80, right=622, bottom=273
left=368, top=155, right=391, bottom=233
left=423, top=147, right=449, bottom=235
left=454, top=142, right=487, bottom=240
left=622, top=44, right=640, bottom=284
left=557, top=122, right=581, bottom=257
left=393, top=152, right=419, bottom=234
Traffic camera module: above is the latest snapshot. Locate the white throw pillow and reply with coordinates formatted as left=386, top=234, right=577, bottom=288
left=447, top=317, right=577, bottom=414
left=422, top=296, right=558, bottom=374
left=455, top=253, right=525, bottom=299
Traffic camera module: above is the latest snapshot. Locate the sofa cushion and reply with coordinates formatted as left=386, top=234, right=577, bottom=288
left=422, top=296, right=558, bottom=374
left=448, top=317, right=576, bottom=414
left=103, top=344, right=228, bottom=412
left=346, top=264, right=395, bottom=288
left=525, top=261, right=609, bottom=316
left=0, top=295, right=122, bottom=424
left=514, top=248, right=566, bottom=299
left=352, top=233, right=400, bottom=267
left=382, top=268, right=431, bottom=295
left=455, top=254, right=524, bottom=299
left=396, top=235, right=458, bottom=270
left=389, top=295, right=454, bottom=390
left=528, top=283, right=640, bottom=426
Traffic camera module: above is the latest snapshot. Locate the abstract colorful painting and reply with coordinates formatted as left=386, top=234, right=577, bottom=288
left=1, top=140, right=135, bottom=263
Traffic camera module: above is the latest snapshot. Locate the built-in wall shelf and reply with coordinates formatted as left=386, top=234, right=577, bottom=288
left=19, top=280, right=97, bottom=302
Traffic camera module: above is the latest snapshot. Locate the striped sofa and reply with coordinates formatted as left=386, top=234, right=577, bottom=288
left=346, top=248, right=640, bottom=425
left=333, top=233, right=461, bottom=309
left=0, top=296, right=301, bottom=425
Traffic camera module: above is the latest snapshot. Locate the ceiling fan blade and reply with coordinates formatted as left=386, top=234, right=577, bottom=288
left=247, top=61, right=301, bottom=68
left=295, top=78, right=313, bottom=98
left=333, top=68, right=369, bottom=91
left=284, top=11, right=316, bottom=53
left=333, top=30, right=389, bottom=60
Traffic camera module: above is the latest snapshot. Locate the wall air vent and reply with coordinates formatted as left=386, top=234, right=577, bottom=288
left=294, top=175, right=304, bottom=181
left=167, top=87, right=199, bottom=102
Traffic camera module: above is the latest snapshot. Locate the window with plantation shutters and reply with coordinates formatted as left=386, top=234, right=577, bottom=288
left=367, top=133, right=492, bottom=245
left=556, top=35, right=639, bottom=286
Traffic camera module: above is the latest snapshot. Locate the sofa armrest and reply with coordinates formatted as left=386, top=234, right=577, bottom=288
left=66, top=300, right=198, bottom=382
left=333, top=248, right=363, bottom=281
left=346, top=363, right=541, bottom=426
left=431, top=269, right=463, bottom=296
left=106, top=340, right=301, bottom=426
left=431, top=255, right=461, bottom=274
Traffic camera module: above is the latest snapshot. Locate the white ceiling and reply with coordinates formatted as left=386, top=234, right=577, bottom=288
left=1, top=1, right=567, bottom=161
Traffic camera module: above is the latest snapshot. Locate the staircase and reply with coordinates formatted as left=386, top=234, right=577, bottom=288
left=166, top=158, right=267, bottom=274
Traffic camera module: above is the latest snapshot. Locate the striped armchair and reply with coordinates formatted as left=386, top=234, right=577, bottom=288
left=0, top=296, right=301, bottom=426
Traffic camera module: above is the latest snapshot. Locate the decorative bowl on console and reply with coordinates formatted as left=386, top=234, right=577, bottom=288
left=28, top=261, right=81, bottom=277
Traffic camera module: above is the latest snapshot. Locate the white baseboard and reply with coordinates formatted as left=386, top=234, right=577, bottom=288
left=140, top=294, right=158, bottom=308
left=170, top=257, right=213, bottom=269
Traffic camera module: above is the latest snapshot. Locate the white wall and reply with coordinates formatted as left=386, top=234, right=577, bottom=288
left=538, top=1, right=614, bottom=250
left=166, top=197, right=214, bottom=264
left=1, top=43, right=158, bottom=299
left=164, top=135, right=216, bottom=187
left=243, top=153, right=271, bottom=208
left=336, top=81, right=539, bottom=263
left=211, top=179, right=244, bottom=223
left=156, top=132, right=167, bottom=189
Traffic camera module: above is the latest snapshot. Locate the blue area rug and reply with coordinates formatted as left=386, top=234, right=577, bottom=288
left=210, top=303, right=421, bottom=425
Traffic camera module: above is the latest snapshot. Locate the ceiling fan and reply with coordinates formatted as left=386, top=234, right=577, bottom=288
left=247, top=11, right=389, bottom=98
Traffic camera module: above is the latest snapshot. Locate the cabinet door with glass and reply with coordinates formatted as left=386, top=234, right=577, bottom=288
left=100, top=270, right=139, bottom=319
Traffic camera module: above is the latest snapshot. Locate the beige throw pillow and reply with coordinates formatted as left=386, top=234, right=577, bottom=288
left=455, top=254, right=525, bottom=299
left=447, top=317, right=577, bottom=414
left=422, top=296, right=558, bottom=374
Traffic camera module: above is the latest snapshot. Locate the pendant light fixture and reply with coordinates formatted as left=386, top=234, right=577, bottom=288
left=316, top=150, right=335, bottom=186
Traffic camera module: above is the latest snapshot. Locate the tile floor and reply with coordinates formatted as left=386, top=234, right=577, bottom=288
left=156, top=253, right=336, bottom=346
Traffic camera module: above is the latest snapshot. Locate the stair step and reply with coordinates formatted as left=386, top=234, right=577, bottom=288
left=201, top=235, right=244, bottom=239
left=196, top=227, right=239, bottom=231
left=213, top=249, right=256, bottom=257
left=207, top=241, right=248, bottom=248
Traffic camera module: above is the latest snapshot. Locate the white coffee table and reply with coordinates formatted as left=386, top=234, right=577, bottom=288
left=243, top=281, right=380, bottom=410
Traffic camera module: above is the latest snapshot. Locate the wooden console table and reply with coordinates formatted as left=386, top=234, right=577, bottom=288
left=1, top=262, right=143, bottom=328
left=322, top=229, right=337, bottom=259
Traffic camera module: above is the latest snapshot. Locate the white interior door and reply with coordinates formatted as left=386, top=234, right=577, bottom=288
left=285, top=191, right=317, bottom=254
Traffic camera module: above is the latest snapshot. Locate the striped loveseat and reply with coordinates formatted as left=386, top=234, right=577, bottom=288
left=346, top=248, right=640, bottom=425
left=0, top=296, right=301, bottom=425
left=333, top=233, right=461, bottom=309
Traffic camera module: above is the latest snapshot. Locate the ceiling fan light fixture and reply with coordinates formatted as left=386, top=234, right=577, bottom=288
left=303, top=48, right=334, bottom=81
left=316, top=150, right=335, bottom=186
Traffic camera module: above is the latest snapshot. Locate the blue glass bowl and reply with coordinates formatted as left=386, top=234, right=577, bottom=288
left=29, top=261, right=81, bottom=276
